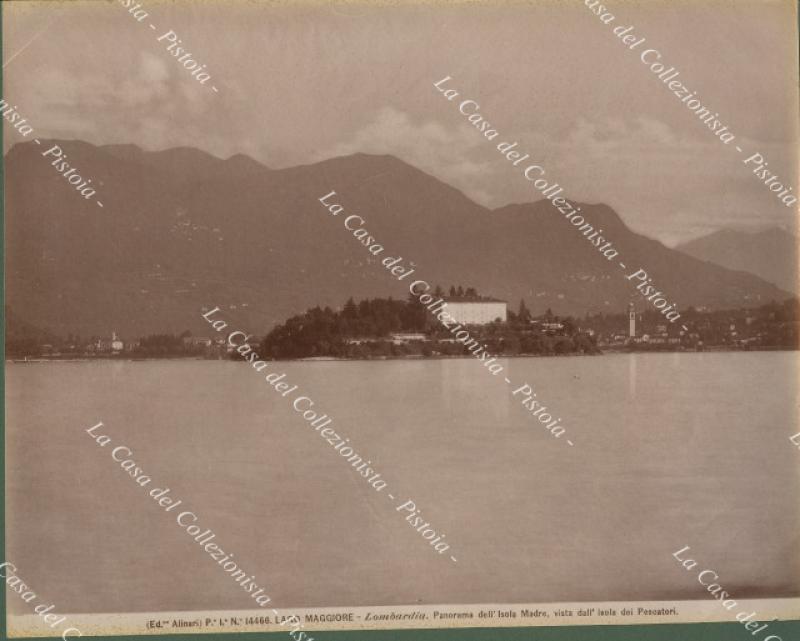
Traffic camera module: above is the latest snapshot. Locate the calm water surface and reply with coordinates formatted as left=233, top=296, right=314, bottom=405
left=6, top=352, right=799, bottom=612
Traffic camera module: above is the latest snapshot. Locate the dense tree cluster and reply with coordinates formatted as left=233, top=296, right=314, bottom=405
left=582, top=298, right=800, bottom=349
left=134, top=333, right=199, bottom=357
left=258, top=296, right=429, bottom=359
left=8, top=296, right=797, bottom=359
left=258, top=291, right=598, bottom=360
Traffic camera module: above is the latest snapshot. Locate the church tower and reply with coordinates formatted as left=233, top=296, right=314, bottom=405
left=628, top=303, right=636, bottom=338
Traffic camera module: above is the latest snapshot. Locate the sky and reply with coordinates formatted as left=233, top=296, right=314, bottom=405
left=3, top=0, right=798, bottom=246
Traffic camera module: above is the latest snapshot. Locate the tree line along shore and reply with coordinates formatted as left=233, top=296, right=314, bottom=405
left=7, top=290, right=798, bottom=361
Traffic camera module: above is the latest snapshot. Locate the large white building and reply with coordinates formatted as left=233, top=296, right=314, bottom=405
left=445, top=299, right=507, bottom=325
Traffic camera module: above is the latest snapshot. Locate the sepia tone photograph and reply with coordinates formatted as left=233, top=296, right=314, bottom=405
left=3, top=0, right=799, bottom=639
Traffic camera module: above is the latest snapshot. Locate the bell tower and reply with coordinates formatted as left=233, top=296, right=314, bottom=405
left=628, top=303, right=636, bottom=338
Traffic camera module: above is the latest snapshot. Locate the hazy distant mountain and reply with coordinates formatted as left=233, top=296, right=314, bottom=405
left=5, top=306, right=57, bottom=344
left=4, top=140, right=793, bottom=338
left=676, top=228, right=798, bottom=294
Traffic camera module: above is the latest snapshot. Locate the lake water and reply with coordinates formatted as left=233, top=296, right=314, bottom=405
left=6, top=352, right=800, bottom=613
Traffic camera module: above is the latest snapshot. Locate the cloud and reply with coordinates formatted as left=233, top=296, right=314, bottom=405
left=318, top=108, right=797, bottom=245
left=315, top=106, right=497, bottom=205
left=533, top=116, right=796, bottom=244
left=12, top=48, right=231, bottom=156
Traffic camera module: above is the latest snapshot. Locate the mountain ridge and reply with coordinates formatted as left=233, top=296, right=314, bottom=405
left=5, top=139, right=794, bottom=338
left=676, top=227, right=798, bottom=294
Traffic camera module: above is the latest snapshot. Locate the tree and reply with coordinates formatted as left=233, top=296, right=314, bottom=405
left=403, top=292, right=428, bottom=330
left=518, top=299, right=531, bottom=322
left=456, top=285, right=464, bottom=297
left=449, top=286, right=457, bottom=297
left=343, top=297, right=358, bottom=319
left=553, top=337, right=575, bottom=354
left=503, top=335, right=521, bottom=355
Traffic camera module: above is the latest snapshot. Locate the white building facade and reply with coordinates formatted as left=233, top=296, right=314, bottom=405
left=445, top=300, right=507, bottom=325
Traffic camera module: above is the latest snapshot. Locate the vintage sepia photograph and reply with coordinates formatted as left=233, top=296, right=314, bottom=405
left=3, top=0, right=799, bottom=639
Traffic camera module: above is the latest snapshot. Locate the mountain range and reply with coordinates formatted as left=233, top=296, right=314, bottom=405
left=4, top=139, right=795, bottom=338
left=676, top=227, right=798, bottom=294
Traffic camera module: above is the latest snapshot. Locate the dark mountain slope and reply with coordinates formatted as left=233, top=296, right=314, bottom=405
left=676, top=228, right=798, bottom=293
left=4, top=140, right=792, bottom=337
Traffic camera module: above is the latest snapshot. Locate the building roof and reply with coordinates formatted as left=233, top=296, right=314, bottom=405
left=444, top=296, right=506, bottom=304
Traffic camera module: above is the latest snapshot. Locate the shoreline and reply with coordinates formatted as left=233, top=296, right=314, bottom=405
left=5, top=346, right=796, bottom=364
